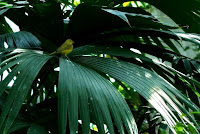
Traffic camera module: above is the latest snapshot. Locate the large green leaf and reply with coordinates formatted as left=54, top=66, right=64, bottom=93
left=80, top=0, right=200, bottom=33
left=58, top=58, right=138, bottom=134
left=71, top=43, right=200, bottom=100
left=68, top=4, right=176, bottom=44
left=0, top=31, right=41, bottom=49
left=0, top=50, right=51, bottom=133
left=4, top=0, right=64, bottom=47
left=142, top=0, right=200, bottom=33
left=74, top=56, right=200, bottom=133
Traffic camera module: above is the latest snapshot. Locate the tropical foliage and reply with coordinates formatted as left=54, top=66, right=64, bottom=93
left=0, top=0, right=200, bottom=134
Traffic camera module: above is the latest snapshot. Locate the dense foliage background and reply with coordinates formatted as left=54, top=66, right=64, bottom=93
left=0, top=0, right=200, bottom=133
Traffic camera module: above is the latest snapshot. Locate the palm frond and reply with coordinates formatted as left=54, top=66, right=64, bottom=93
left=0, top=50, right=51, bottom=134
left=74, top=56, right=200, bottom=133
left=0, top=31, right=41, bottom=49
left=59, top=58, right=138, bottom=134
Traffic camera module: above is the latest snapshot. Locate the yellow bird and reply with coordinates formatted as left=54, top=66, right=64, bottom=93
left=50, top=39, right=74, bottom=56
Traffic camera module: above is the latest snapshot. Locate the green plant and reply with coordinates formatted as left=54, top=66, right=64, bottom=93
left=0, top=0, right=200, bottom=133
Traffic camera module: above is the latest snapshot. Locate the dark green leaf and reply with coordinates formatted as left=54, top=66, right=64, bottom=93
left=0, top=31, right=41, bottom=48
left=58, top=58, right=138, bottom=134
left=182, top=59, right=192, bottom=73
left=75, top=56, right=199, bottom=132
left=0, top=52, right=51, bottom=133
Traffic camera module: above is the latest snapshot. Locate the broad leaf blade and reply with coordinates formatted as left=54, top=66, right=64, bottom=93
left=0, top=52, right=51, bottom=133
left=75, top=56, right=199, bottom=132
left=58, top=58, right=138, bottom=134
left=0, top=31, right=41, bottom=48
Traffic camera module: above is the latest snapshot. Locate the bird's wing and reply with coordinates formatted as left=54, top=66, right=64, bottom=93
left=57, top=44, right=72, bottom=52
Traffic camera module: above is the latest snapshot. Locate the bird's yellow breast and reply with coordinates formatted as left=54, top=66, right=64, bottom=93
left=60, top=48, right=73, bottom=56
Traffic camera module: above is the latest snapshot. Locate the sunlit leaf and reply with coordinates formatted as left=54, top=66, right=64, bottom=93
left=75, top=56, right=199, bottom=133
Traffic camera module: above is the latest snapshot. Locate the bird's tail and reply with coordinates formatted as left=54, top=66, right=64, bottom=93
left=49, top=51, right=58, bottom=55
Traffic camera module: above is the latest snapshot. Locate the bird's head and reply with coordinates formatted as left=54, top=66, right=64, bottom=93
left=66, top=39, right=74, bottom=45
